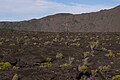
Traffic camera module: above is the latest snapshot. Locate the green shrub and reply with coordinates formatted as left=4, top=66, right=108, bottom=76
left=40, top=63, right=52, bottom=68
left=105, top=50, right=115, bottom=57
left=13, top=66, right=19, bottom=70
left=0, top=62, right=12, bottom=70
left=117, top=53, right=120, bottom=56
left=91, top=69, right=97, bottom=75
left=78, top=65, right=89, bottom=73
left=82, top=57, right=89, bottom=65
left=46, top=58, right=52, bottom=63
left=12, top=73, right=18, bottom=80
left=89, top=40, right=99, bottom=50
left=98, top=65, right=111, bottom=71
left=112, top=75, right=120, bottom=80
left=9, top=43, right=16, bottom=46
left=60, top=63, right=72, bottom=67
left=71, top=42, right=80, bottom=47
left=83, top=52, right=91, bottom=55
left=56, top=53, right=64, bottom=59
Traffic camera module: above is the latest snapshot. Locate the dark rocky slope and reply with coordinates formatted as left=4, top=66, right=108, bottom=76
left=0, top=29, right=120, bottom=80
left=0, top=5, right=120, bottom=32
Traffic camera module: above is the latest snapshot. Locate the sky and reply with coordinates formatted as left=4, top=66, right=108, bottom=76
left=0, top=0, right=120, bottom=21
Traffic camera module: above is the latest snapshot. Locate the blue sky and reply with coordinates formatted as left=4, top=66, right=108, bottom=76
left=50, top=0, right=119, bottom=6
left=0, top=0, right=120, bottom=21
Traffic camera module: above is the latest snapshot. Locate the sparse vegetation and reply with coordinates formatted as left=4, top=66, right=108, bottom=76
left=40, top=63, right=53, bottom=68
left=91, top=69, right=97, bottom=75
left=60, top=63, right=72, bottom=67
left=89, top=40, right=99, bottom=51
left=105, top=50, right=115, bottom=57
left=78, top=65, right=89, bottom=73
left=112, top=75, right=120, bottom=80
left=45, top=58, right=53, bottom=63
left=98, top=65, right=111, bottom=71
left=0, top=62, right=12, bottom=70
left=56, top=53, right=64, bottom=59
left=0, top=29, right=120, bottom=80
left=12, top=73, right=18, bottom=80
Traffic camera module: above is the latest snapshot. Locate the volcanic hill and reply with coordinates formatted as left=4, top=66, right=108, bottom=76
left=0, top=5, right=120, bottom=32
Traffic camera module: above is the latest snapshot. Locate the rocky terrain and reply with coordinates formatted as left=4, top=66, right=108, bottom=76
left=0, top=29, right=120, bottom=80
left=0, top=5, right=120, bottom=32
left=0, top=4, right=120, bottom=80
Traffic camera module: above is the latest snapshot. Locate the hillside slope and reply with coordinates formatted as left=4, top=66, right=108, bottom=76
left=0, top=5, right=120, bottom=32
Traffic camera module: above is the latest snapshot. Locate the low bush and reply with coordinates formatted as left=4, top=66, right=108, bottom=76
left=0, top=62, right=12, bottom=70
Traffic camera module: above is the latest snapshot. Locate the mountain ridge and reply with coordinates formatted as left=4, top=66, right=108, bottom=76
left=0, top=5, right=120, bottom=32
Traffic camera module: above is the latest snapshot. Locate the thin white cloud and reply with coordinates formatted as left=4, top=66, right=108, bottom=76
left=113, top=0, right=120, bottom=2
left=0, top=0, right=115, bottom=21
